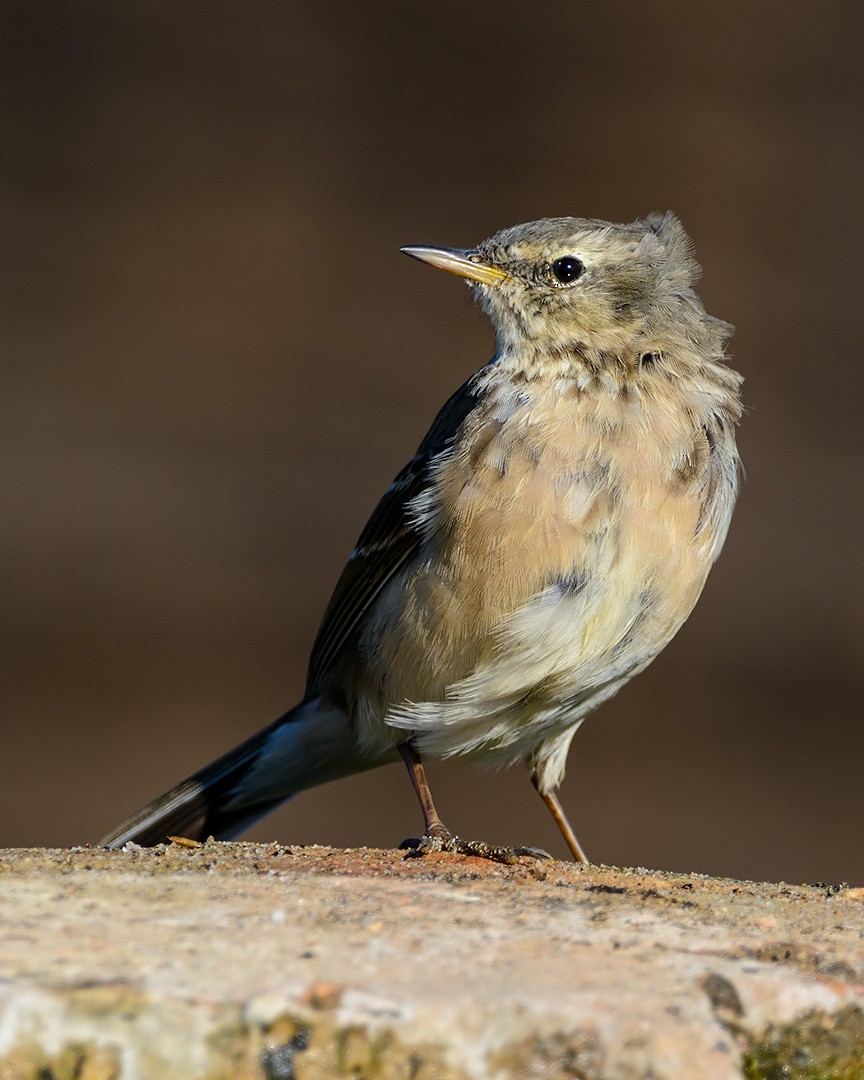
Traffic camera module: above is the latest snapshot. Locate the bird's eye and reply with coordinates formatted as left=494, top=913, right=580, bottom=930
left=550, top=256, right=584, bottom=284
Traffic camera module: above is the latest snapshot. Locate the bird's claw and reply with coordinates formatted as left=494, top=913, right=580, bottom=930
left=399, top=832, right=552, bottom=865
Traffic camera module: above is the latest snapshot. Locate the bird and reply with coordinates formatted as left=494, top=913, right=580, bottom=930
left=100, top=213, right=743, bottom=864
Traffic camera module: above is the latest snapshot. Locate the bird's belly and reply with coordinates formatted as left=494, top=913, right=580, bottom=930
left=352, top=425, right=719, bottom=757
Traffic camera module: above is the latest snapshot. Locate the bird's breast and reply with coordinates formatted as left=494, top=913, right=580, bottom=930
left=362, top=377, right=736, bottom=708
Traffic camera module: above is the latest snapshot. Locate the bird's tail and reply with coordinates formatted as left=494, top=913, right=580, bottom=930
left=98, top=698, right=371, bottom=848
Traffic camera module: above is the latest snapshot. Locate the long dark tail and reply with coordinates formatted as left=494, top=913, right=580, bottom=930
left=99, top=698, right=372, bottom=848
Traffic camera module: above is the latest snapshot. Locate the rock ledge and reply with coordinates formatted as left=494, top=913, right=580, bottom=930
left=0, top=844, right=861, bottom=1078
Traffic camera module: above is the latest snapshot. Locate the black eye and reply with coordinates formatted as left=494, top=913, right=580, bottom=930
left=550, top=256, right=584, bottom=284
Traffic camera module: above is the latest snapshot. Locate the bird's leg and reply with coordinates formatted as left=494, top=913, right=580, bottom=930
left=398, top=741, right=450, bottom=841
left=531, top=775, right=589, bottom=865
left=398, top=742, right=550, bottom=864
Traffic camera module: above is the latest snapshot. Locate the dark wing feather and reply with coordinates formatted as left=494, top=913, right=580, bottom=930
left=305, top=374, right=481, bottom=693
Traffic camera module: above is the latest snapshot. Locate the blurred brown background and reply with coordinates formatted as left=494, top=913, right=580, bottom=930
left=2, top=1, right=862, bottom=885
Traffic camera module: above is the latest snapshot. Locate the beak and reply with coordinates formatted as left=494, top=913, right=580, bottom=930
left=400, top=245, right=508, bottom=286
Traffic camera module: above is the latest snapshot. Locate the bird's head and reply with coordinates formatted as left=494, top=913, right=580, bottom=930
left=403, top=214, right=730, bottom=377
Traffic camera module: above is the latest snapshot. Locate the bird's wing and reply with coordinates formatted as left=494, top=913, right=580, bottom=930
left=305, top=373, right=481, bottom=693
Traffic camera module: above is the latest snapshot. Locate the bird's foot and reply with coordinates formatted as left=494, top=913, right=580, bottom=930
left=399, top=827, right=551, bottom=866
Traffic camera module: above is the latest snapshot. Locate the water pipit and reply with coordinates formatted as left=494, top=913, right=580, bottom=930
left=101, top=214, right=742, bottom=864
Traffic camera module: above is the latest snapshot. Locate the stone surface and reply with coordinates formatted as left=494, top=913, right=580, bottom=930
left=0, top=843, right=861, bottom=1078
